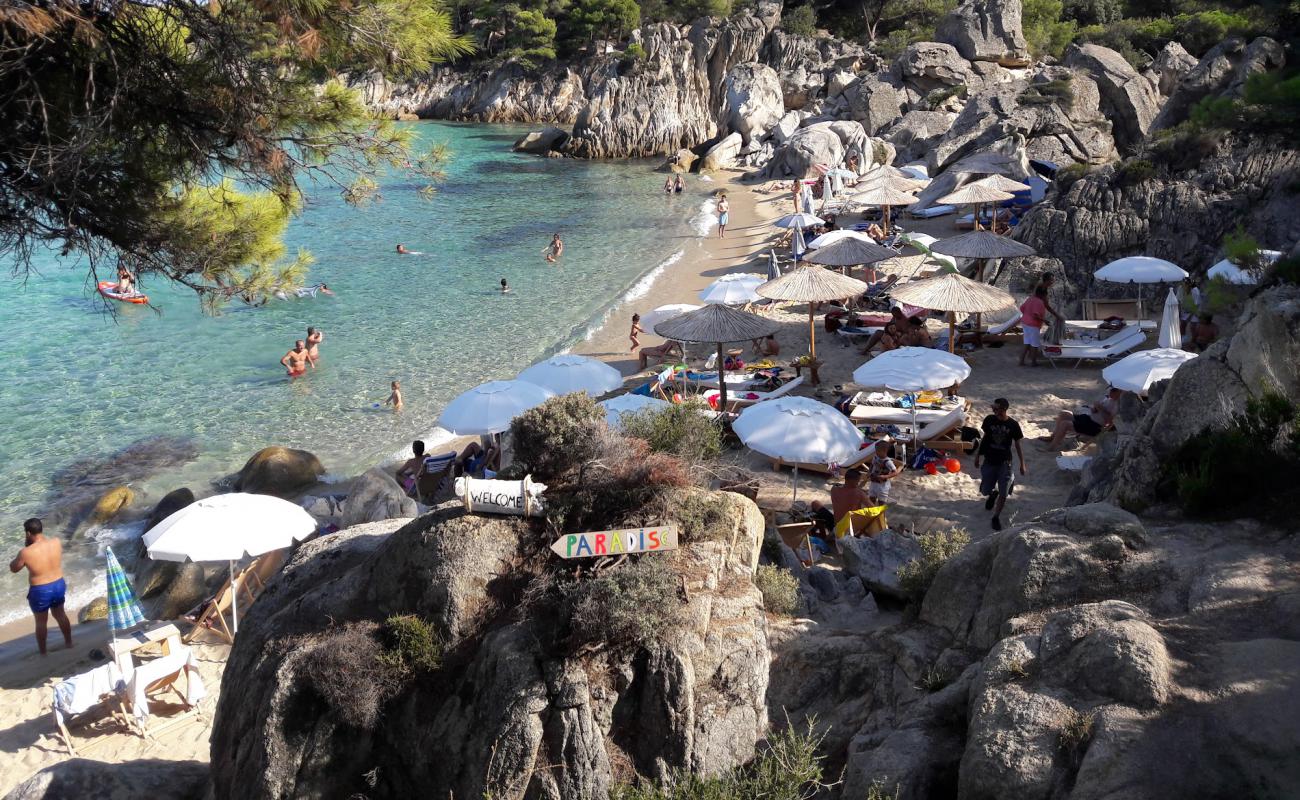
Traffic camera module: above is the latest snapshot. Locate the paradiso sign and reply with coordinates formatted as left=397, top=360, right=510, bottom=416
left=549, top=525, right=680, bottom=559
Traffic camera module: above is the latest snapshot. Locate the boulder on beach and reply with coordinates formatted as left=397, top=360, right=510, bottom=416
left=340, top=468, right=417, bottom=528
left=144, top=487, right=196, bottom=533
left=89, top=486, right=134, bottom=525
left=147, top=562, right=208, bottom=622
left=1, top=758, right=209, bottom=800
left=77, top=597, right=108, bottom=623
left=513, top=126, right=570, bottom=154
left=234, top=446, right=325, bottom=498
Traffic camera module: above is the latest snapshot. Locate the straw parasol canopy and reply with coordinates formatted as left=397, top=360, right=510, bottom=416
left=801, top=237, right=897, bottom=272
left=758, top=266, right=869, bottom=358
left=654, top=303, right=779, bottom=411
left=851, top=183, right=918, bottom=234
left=975, top=174, right=1031, bottom=193
left=888, top=272, right=1016, bottom=352
left=937, top=178, right=1015, bottom=231
left=929, top=230, right=1036, bottom=261
left=859, top=165, right=929, bottom=189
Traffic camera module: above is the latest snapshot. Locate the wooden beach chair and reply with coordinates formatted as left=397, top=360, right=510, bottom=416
left=243, top=548, right=289, bottom=598
left=50, top=663, right=132, bottom=756
left=705, top=375, right=805, bottom=412
left=415, top=451, right=457, bottom=503
left=777, top=522, right=816, bottom=566
left=182, top=565, right=258, bottom=645
left=118, top=646, right=207, bottom=741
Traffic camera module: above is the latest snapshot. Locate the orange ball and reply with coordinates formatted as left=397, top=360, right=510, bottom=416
left=925, top=462, right=939, bottom=475
left=944, top=458, right=962, bottom=474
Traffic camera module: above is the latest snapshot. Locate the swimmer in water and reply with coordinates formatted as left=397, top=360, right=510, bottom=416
left=280, top=340, right=312, bottom=377
left=384, top=380, right=403, bottom=411
left=305, top=326, right=324, bottom=365
left=674, top=175, right=684, bottom=194
left=500, top=278, right=510, bottom=293
left=544, top=234, right=563, bottom=263
left=396, top=244, right=411, bottom=254
left=663, top=177, right=673, bottom=194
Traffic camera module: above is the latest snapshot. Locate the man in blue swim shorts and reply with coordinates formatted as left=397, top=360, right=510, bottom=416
left=9, top=518, right=73, bottom=655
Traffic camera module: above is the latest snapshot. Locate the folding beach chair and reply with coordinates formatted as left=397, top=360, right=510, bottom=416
left=182, top=566, right=258, bottom=645
left=415, top=451, right=457, bottom=503
left=777, top=522, right=816, bottom=566
left=50, top=663, right=131, bottom=756
left=118, top=645, right=207, bottom=740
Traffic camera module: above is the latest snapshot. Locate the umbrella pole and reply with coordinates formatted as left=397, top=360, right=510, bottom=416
left=717, top=342, right=727, bottom=414
left=974, top=203, right=982, bottom=231
left=883, top=205, right=891, bottom=235
left=808, top=308, right=817, bottom=360
left=974, top=258, right=986, bottom=346
left=792, top=465, right=799, bottom=505
left=949, top=315, right=957, bottom=354
left=230, top=559, right=238, bottom=635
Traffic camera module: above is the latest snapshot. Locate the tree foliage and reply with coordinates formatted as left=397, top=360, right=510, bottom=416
left=1023, top=0, right=1078, bottom=58
left=781, top=4, right=818, bottom=36
left=0, top=0, right=471, bottom=305
left=502, top=6, right=559, bottom=66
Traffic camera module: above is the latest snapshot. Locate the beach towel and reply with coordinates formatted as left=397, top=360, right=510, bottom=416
left=52, top=663, right=124, bottom=726
left=834, top=506, right=889, bottom=538
left=123, top=647, right=206, bottom=721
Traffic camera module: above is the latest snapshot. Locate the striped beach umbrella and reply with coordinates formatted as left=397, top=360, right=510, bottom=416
left=105, top=546, right=145, bottom=634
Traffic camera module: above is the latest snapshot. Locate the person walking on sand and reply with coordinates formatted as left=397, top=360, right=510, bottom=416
left=716, top=195, right=730, bottom=238
left=975, top=398, right=1026, bottom=532
left=544, top=234, right=564, bottom=263
left=1018, top=286, right=1059, bottom=366
left=385, top=380, right=403, bottom=412
left=280, top=340, right=312, bottom=377
left=9, top=519, right=72, bottom=656
left=629, top=314, right=643, bottom=352
left=305, top=326, right=324, bottom=365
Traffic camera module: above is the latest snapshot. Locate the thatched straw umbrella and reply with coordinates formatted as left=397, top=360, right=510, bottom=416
left=930, top=231, right=1036, bottom=335
left=757, top=266, right=869, bottom=359
left=801, top=236, right=897, bottom=282
left=653, top=303, right=779, bottom=412
left=851, top=183, right=918, bottom=235
left=937, top=178, right=1015, bottom=231
left=887, top=272, right=1016, bottom=352
left=976, top=174, right=1032, bottom=193
left=859, top=165, right=929, bottom=191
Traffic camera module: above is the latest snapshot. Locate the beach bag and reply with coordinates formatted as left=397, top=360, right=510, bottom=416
left=909, top=446, right=941, bottom=470
left=960, top=426, right=982, bottom=452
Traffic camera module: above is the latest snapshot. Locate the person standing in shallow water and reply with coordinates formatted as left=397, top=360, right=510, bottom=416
left=716, top=194, right=730, bottom=238
left=544, top=234, right=563, bottom=263
left=9, top=518, right=72, bottom=656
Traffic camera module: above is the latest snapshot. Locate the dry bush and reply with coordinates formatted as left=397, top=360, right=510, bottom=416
left=510, top=393, right=607, bottom=481
left=754, top=565, right=799, bottom=616
left=561, top=557, right=684, bottom=649
left=897, top=528, right=970, bottom=601
left=300, top=622, right=402, bottom=729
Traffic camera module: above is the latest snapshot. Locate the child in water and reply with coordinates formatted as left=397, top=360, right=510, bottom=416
left=500, top=278, right=510, bottom=293
left=629, top=313, right=643, bottom=353
left=384, top=380, right=403, bottom=412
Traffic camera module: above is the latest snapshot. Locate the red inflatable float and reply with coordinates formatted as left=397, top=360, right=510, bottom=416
left=97, top=281, right=148, bottom=305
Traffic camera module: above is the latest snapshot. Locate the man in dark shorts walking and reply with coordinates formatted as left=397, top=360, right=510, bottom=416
left=975, top=398, right=1026, bottom=531
left=9, top=518, right=73, bottom=655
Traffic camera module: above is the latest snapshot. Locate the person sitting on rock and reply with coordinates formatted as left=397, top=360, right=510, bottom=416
left=1188, top=313, right=1219, bottom=352
left=396, top=440, right=426, bottom=495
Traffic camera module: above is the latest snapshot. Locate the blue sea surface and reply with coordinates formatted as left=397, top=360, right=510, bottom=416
left=0, top=122, right=709, bottom=621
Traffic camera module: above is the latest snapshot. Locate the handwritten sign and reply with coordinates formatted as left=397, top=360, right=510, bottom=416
left=549, top=525, right=679, bottom=559
left=454, top=475, right=547, bottom=517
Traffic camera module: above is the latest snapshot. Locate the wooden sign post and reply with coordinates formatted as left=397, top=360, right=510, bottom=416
left=549, top=525, right=679, bottom=559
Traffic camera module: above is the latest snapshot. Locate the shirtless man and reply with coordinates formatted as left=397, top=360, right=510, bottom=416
left=829, top=469, right=873, bottom=535
left=280, top=340, right=312, bottom=377
left=305, top=326, right=324, bottom=365
left=860, top=308, right=908, bottom=355
left=9, top=519, right=72, bottom=655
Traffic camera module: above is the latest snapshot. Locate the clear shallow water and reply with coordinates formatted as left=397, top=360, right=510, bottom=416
left=0, top=122, right=707, bottom=623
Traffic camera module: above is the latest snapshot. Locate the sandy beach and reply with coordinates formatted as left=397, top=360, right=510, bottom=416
left=0, top=170, right=1115, bottom=793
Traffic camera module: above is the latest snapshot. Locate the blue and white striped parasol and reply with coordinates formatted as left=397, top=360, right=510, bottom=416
left=105, top=546, right=145, bottom=634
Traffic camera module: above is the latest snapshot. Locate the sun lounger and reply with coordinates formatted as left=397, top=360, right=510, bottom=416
left=182, top=563, right=260, bottom=644
left=51, top=662, right=129, bottom=756
left=703, top=375, right=804, bottom=411
left=776, top=522, right=817, bottom=566
left=908, top=204, right=956, bottom=218
left=414, top=451, right=457, bottom=503
left=1044, top=325, right=1146, bottom=368
left=119, top=645, right=207, bottom=739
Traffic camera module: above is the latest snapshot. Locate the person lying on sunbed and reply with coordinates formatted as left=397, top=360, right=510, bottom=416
left=637, top=341, right=682, bottom=370
left=1039, top=387, right=1122, bottom=450
left=859, top=308, right=908, bottom=355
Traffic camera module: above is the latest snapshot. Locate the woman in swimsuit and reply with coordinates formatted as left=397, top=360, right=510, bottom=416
left=545, top=234, right=563, bottom=263
left=114, top=267, right=135, bottom=296
left=673, top=175, right=684, bottom=194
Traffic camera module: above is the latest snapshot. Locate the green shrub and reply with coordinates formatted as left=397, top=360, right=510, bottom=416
left=1270, top=255, right=1300, bottom=286
left=925, top=84, right=967, bottom=110
left=754, top=564, right=800, bottom=615
left=897, top=528, right=970, bottom=600
left=1020, top=77, right=1075, bottom=107
left=1056, top=162, right=1092, bottom=192
left=561, top=557, right=684, bottom=649
left=781, top=3, right=818, bottom=36
left=1063, top=0, right=1121, bottom=25
left=622, top=42, right=646, bottom=62
left=1170, top=10, right=1257, bottom=55
left=510, top=393, right=607, bottom=481
left=1023, top=0, right=1077, bottom=58
left=378, top=614, right=442, bottom=675
left=300, top=623, right=401, bottom=729
left=1149, top=124, right=1225, bottom=171
left=1162, top=392, right=1300, bottom=521
left=1113, top=158, right=1156, bottom=187
left=612, top=719, right=829, bottom=799
left=668, top=490, right=733, bottom=541
left=619, top=400, right=723, bottom=464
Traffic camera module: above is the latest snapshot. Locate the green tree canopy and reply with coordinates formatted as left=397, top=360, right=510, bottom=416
left=0, top=0, right=472, bottom=306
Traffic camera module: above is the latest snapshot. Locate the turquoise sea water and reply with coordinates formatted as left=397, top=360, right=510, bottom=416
left=0, top=122, right=711, bottom=622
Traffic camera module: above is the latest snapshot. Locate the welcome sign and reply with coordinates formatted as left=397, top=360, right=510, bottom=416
left=455, top=476, right=547, bottom=517
left=549, top=525, right=679, bottom=559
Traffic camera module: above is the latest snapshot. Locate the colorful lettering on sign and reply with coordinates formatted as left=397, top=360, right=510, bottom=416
left=549, top=525, right=680, bottom=559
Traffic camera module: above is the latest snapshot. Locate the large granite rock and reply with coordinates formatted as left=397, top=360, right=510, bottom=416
left=843, top=75, right=903, bottom=135
left=513, top=126, right=570, bottom=154
left=89, top=486, right=134, bottom=525
left=2, top=759, right=208, bottom=800
left=233, top=446, right=325, bottom=498
left=884, top=110, right=957, bottom=163
left=893, top=42, right=974, bottom=94
left=209, top=491, right=769, bottom=798
left=759, top=123, right=844, bottom=178
left=700, top=131, right=744, bottom=172
left=934, top=0, right=1029, bottom=66
left=1065, top=43, right=1162, bottom=151
left=839, top=531, right=923, bottom=599
left=1151, top=36, right=1286, bottom=132
left=1144, top=41, right=1198, bottom=97
left=341, top=468, right=417, bottom=528
left=147, top=561, right=208, bottom=621
left=144, top=487, right=195, bottom=533
left=719, top=63, right=783, bottom=144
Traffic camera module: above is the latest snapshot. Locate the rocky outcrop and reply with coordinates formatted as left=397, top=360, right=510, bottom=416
left=759, top=30, right=870, bottom=110
left=355, top=65, right=588, bottom=124
left=839, top=531, right=922, bottom=598
left=340, top=468, right=417, bottom=528
left=144, top=487, right=195, bottom=533
left=1150, top=36, right=1286, bottom=132
left=147, top=562, right=208, bottom=621
left=209, top=491, right=769, bottom=799
left=1065, top=43, right=1162, bottom=152
left=2, top=759, right=208, bottom=800
left=1143, top=41, right=1197, bottom=97
left=760, top=123, right=844, bottom=178
left=77, top=596, right=108, bottom=623
left=843, top=75, right=903, bottom=136
left=233, top=446, right=325, bottom=498
left=884, top=110, right=957, bottom=163
left=893, top=42, right=974, bottom=95
left=719, top=63, right=783, bottom=144
left=89, top=486, right=134, bottom=525
left=934, top=0, right=1029, bottom=66
left=513, top=126, right=570, bottom=154
left=700, top=131, right=744, bottom=172
left=1071, top=285, right=1300, bottom=510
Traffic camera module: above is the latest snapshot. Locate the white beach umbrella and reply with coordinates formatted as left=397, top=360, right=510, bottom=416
left=852, top=347, right=972, bottom=444
left=600, top=394, right=671, bottom=429
left=733, top=396, right=864, bottom=501
left=699, top=279, right=763, bottom=305
left=144, top=493, right=316, bottom=633
left=1103, top=348, right=1197, bottom=395
left=518, top=354, right=623, bottom=397
left=438, top=379, right=556, bottom=435
left=1206, top=259, right=1257, bottom=285
left=773, top=212, right=824, bottom=229
left=640, top=303, right=702, bottom=330
left=1158, top=289, right=1182, bottom=349
left=806, top=230, right=875, bottom=249
left=1095, top=256, right=1189, bottom=320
